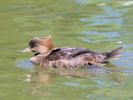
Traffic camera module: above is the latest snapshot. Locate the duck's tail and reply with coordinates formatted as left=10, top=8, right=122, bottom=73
left=104, top=47, right=123, bottom=61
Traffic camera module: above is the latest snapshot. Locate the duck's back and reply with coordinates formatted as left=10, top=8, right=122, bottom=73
left=45, top=47, right=95, bottom=61
left=45, top=47, right=122, bottom=64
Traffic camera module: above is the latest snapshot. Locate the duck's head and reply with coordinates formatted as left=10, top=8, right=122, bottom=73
left=19, top=35, right=54, bottom=54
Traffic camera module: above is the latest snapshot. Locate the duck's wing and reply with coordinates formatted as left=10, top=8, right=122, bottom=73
left=79, top=47, right=123, bottom=65
left=46, top=47, right=94, bottom=61
left=68, top=48, right=95, bottom=57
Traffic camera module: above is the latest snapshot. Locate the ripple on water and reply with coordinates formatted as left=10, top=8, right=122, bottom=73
left=64, top=82, right=87, bottom=89
left=64, top=82, right=80, bottom=87
left=16, top=60, right=34, bottom=69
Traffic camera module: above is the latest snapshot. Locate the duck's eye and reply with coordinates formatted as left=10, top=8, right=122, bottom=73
left=34, top=44, right=38, bottom=47
left=29, top=40, right=39, bottom=48
left=30, top=43, right=38, bottom=48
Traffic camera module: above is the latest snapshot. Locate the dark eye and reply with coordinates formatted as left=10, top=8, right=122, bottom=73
left=35, top=44, right=38, bottom=46
left=29, top=40, right=38, bottom=48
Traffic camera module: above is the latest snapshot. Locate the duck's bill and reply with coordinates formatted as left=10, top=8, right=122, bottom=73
left=18, top=48, right=32, bottom=53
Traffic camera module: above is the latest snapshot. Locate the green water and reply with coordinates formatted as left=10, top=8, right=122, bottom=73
left=0, top=0, right=133, bottom=100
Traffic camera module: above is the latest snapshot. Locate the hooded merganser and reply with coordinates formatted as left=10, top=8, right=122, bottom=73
left=19, top=35, right=123, bottom=68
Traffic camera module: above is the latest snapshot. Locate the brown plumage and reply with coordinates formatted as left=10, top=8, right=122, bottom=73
left=19, top=35, right=123, bottom=68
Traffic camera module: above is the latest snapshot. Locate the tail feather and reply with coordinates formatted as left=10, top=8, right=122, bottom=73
left=105, top=47, right=123, bottom=61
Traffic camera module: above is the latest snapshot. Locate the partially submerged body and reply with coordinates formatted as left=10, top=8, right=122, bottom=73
left=19, top=36, right=123, bottom=68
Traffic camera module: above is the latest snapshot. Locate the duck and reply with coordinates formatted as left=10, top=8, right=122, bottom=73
left=19, top=35, right=123, bottom=68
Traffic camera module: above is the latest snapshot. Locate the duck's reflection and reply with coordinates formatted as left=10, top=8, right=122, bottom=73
left=16, top=59, right=129, bottom=95
left=29, top=65, right=126, bottom=96
left=30, top=71, right=53, bottom=96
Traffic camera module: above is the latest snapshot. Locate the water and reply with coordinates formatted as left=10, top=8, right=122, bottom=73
left=0, top=0, right=133, bottom=100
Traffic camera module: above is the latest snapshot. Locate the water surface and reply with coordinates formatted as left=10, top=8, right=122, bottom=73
left=0, top=0, right=133, bottom=100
